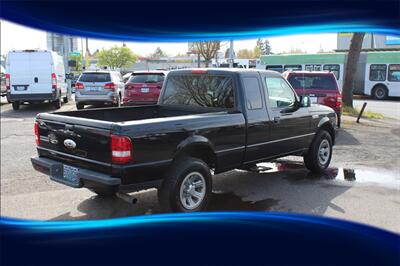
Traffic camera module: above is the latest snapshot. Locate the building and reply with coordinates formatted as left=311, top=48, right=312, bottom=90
left=46, top=33, right=78, bottom=55
left=337, top=33, right=400, bottom=51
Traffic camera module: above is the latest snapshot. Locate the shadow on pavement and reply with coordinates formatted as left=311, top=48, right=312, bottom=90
left=1, top=102, right=59, bottom=119
left=335, top=128, right=361, bottom=146
left=50, top=161, right=362, bottom=221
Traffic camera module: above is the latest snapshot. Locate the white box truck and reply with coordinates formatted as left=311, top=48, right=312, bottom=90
left=5, top=50, right=69, bottom=110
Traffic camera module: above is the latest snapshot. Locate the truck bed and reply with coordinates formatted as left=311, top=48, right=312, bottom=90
left=54, top=105, right=212, bottom=123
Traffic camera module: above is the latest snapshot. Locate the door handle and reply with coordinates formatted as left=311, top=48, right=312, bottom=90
left=273, top=117, right=280, bottom=124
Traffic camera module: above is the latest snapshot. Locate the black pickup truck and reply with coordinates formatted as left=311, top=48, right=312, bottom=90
left=32, top=69, right=337, bottom=212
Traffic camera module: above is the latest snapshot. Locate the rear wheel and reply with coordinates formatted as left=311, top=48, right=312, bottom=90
left=337, top=113, right=341, bottom=128
left=304, top=130, right=333, bottom=174
left=53, top=98, right=61, bottom=109
left=12, top=101, right=20, bottom=110
left=63, top=96, right=69, bottom=103
left=76, top=103, right=84, bottom=110
left=158, top=157, right=212, bottom=212
left=372, top=85, right=388, bottom=100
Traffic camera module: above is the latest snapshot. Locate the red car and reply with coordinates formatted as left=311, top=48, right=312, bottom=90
left=283, top=71, right=342, bottom=127
left=123, top=71, right=168, bottom=105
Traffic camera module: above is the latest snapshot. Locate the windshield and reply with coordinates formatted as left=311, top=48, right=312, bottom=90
left=129, top=74, right=165, bottom=83
left=288, top=75, right=337, bottom=90
left=79, top=73, right=111, bottom=83
left=161, top=74, right=234, bottom=108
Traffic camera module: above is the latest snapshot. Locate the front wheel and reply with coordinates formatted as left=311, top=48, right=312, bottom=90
left=158, top=157, right=212, bottom=212
left=12, top=101, right=20, bottom=110
left=304, top=130, right=333, bottom=174
left=76, top=103, right=84, bottom=110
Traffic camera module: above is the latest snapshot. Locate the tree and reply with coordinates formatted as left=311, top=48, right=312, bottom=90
left=256, top=38, right=272, bottom=55
left=151, top=47, right=167, bottom=58
left=194, top=41, right=220, bottom=67
left=69, top=54, right=87, bottom=72
left=97, top=46, right=138, bottom=69
left=237, top=49, right=255, bottom=59
left=342, top=33, right=365, bottom=108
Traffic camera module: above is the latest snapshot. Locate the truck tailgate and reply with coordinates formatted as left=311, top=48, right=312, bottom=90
left=36, top=115, right=113, bottom=174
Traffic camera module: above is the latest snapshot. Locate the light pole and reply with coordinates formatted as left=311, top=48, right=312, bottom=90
left=229, top=40, right=234, bottom=68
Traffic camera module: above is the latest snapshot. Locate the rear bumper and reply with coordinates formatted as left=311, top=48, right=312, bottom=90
left=75, top=92, right=117, bottom=104
left=31, top=156, right=162, bottom=193
left=7, top=92, right=58, bottom=102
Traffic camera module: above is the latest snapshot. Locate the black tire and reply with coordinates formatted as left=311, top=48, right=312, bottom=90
left=337, top=113, right=341, bottom=128
left=158, top=157, right=212, bottom=213
left=76, top=103, right=84, bottom=110
left=12, top=101, right=20, bottom=110
left=303, top=130, right=333, bottom=174
left=63, top=96, right=69, bottom=103
left=372, top=85, right=388, bottom=100
left=53, top=98, right=61, bottom=109
left=89, top=188, right=116, bottom=197
left=115, top=94, right=121, bottom=107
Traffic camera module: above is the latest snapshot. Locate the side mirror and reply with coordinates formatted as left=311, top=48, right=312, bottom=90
left=65, top=73, right=74, bottom=79
left=301, top=95, right=311, bottom=107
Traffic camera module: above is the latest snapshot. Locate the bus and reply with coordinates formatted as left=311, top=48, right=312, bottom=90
left=258, top=51, right=400, bottom=99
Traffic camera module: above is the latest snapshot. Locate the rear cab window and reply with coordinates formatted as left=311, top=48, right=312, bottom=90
left=288, top=74, right=337, bottom=90
left=129, top=73, right=165, bottom=83
left=79, top=73, right=111, bottom=82
left=161, top=74, right=234, bottom=109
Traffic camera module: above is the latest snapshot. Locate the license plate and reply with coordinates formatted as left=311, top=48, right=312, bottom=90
left=15, top=86, right=26, bottom=91
left=310, top=96, right=318, bottom=104
left=62, top=165, right=80, bottom=186
left=141, top=87, right=149, bottom=93
left=89, top=87, right=101, bottom=92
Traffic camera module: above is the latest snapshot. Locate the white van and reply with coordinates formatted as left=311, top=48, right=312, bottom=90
left=6, top=50, right=69, bottom=110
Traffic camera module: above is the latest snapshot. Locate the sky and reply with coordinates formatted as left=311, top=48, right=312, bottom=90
left=1, top=20, right=338, bottom=57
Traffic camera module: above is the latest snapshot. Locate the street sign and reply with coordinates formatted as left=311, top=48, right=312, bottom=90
left=69, top=51, right=81, bottom=57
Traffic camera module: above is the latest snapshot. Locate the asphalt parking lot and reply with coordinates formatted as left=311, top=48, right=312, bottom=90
left=1, top=96, right=399, bottom=233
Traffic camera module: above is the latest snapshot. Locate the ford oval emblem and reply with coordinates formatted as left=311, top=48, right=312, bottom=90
left=64, top=139, right=76, bottom=149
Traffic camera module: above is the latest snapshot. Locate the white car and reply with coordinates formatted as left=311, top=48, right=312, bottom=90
left=6, top=50, right=69, bottom=110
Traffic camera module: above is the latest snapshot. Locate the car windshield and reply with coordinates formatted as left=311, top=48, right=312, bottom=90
left=79, top=73, right=111, bottom=82
left=288, top=75, right=337, bottom=90
left=161, top=74, right=234, bottom=108
left=129, top=74, right=165, bottom=83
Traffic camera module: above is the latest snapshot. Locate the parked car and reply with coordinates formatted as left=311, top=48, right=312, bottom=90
left=283, top=71, right=342, bottom=127
left=74, top=71, right=125, bottom=109
left=31, top=69, right=337, bottom=212
left=5, top=49, right=69, bottom=110
left=123, top=70, right=167, bottom=105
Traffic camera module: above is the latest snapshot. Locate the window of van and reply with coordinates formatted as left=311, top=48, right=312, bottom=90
left=323, top=64, right=340, bottom=80
left=284, top=65, right=302, bottom=71
left=369, top=64, right=387, bottom=81
left=266, top=65, right=283, bottom=72
left=388, top=64, right=400, bottom=82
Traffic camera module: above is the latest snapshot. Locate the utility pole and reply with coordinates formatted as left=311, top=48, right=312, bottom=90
left=62, top=36, right=72, bottom=99
left=229, top=40, right=234, bottom=68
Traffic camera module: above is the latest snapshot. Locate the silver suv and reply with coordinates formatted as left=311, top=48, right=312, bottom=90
left=74, top=71, right=125, bottom=109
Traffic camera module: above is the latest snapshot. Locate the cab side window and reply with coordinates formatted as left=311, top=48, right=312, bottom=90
left=265, top=76, right=296, bottom=109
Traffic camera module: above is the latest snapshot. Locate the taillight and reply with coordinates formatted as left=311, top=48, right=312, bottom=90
left=5, top=74, right=10, bottom=90
left=111, top=135, right=132, bottom=164
left=75, top=82, right=85, bottom=89
left=51, top=73, right=57, bottom=89
left=336, top=92, right=342, bottom=107
left=104, top=83, right=116, bottom=91
left=34, top=122, right=40, bottom=145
